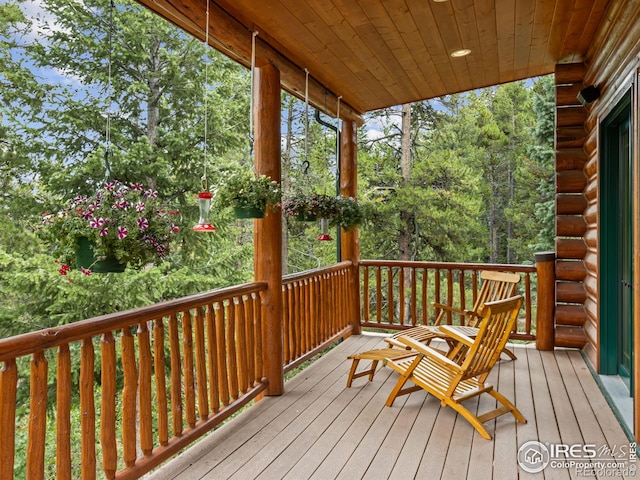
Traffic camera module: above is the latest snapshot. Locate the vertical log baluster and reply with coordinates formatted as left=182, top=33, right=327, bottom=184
left=226, top=302, right=238, bottom=400
left=304, top=279, right=312, bottom=351
left=434, top=269, right=442, bottom=323
left=100, top=334, right=117, bottom=479
left=446, top=270, right=454, bottom=324
left=306, top=279, right=313, bottom=351
left=410, top=268, right=417, bottom=327
left=387, top=267, right=394, bottom=325
left=138, top=322, right=153, bottom=456
left=181, top=310, right=196, bottom=429
left=205, top=304, right=220, bottom=413
left=193, top=307, right=209, bottom=420
left=27, top=351, right=47, bottom=480
left=121, top=327, right=137, bottom=468
left=375, top=267, right=382, bottom=323
left=235, top=298, right=248, bottom=394
left=363, top=266, right=370, bottom=322
left=215, top=303, right=229, bottom=406
left=0, top=360, right=18, bottom=480
left=524, top=273, right=533, bottom=334
left=244, top=296, right=255, bottom=387
left=422, top=268, right=428, bottom=325
left=254, top=294, right=263, bottom=382
left=310, top=277, right=323, bottom=344
left=168, top=313, right=183, bottom=437
left=153, top=319, right=169, bottom=446
left=56, top=345, right=71, bottom=480
left=399, top=266, right=405, bottom=326
left=80, top=339, right=96, bottom=480
left=324, top=273, right=335, bottom=338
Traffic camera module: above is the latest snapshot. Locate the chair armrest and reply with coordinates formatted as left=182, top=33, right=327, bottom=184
left=437, top=325, right=475, bottom=347
left=384, top=337, right=409, bottom=349
left=394, top=335, right=462, bottom=370
left=431, top=302, right=467, bottom=317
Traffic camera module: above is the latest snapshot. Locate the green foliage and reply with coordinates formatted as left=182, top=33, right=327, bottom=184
left=0, top=246, right=227, bottom=336
left=217, top=171, right=282, bottom=213
left=332, top=196, right=369, bottom=232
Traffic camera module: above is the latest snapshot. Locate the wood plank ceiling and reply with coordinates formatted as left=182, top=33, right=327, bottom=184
left=135, top=0, right=611, bottom=119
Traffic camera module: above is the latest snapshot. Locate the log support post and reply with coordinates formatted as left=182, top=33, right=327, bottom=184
left=254, top=64, right=284, bottom=395
left=340, top=120, right=362, bottom=335
left=536, top=251, right=556, bottom=350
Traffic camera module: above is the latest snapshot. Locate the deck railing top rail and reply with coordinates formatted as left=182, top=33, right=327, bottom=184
left=282, top=261, right=353, bottom=284
left=359, top=259, right=537, bottom=273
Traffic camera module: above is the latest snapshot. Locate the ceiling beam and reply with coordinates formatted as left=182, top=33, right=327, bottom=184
left=135, top=0, right=364, bottom=125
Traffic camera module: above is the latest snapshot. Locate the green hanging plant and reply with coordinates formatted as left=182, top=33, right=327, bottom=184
left=218, top=171, right=282, bottom=218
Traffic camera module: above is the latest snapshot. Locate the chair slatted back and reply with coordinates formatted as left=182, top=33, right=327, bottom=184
left=466, top=271, right=520, bottom=328
left=458, top=295, right=523, bottom=382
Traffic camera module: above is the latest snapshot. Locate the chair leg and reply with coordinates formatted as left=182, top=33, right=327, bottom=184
left=346, top=359, right=379, bottom=387
left=501, top=347, right=518, bottom=360
left=488, top=389, right=527, bottom=424
left=445, top=398, right=493, bottom=440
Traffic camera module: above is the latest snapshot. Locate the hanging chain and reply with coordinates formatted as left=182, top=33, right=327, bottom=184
left=104, top=0, right=115, bottom=181
left=336, top=96, right=341, bottom=174
left=249, top=30, right=258, bottom=164
left=304, top=68, right=309, bottom=164
left=202, top=0, right=210, bottom=188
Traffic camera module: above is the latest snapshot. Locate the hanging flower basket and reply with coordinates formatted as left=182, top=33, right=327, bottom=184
left=39, top=180, right=180, bottom=274
left=75, top=236, right=126, bottom=273
left=282, top=193, right=339, bottom=223
left=218, top=172, right=281, bottom=219
left=234, top=206, right=266, bottom=219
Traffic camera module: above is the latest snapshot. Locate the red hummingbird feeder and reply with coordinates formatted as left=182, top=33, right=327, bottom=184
left=192, top=191, right=216, bottom=232
left=317, top=218, right=332, bottom=241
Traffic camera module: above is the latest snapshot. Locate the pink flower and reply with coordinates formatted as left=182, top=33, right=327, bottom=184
left=145, top=189, right=158, bottom=198
left=90, top=217, right=105, bottom=228
left=131, top=183, right=144, bottom=191
left=99, top=227, right=109, bottom=236
left=104, top=182, right=115, bottom=191
left=137, top=217, right=149, bottom=229
left=136, top=202, right=145, bottom=212
left=118, top=226, right=128, bottom=239
left=171, top=224, right=179, bottom=233
left=80, top=267, right=92, bottom=276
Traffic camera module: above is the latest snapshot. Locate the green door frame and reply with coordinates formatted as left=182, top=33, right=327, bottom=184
left=600, top=88, right=634, bottom=383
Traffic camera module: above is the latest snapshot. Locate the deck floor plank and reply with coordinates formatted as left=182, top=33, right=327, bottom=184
left=148, top=336, right=633, bottom=480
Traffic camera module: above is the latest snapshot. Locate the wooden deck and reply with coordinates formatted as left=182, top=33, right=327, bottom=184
left=147, top=333, right=634, bottom=480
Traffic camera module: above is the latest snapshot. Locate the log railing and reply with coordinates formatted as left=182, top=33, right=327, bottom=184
left=0, top=282, right=268, bottom=480
left=282, top=261, right=354, bottom=373
left=359, top=260, right=540, bottom=342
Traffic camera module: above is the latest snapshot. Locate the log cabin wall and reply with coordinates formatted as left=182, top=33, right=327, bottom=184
left=568, top=1, right=640, bottom=386
left=555, top=63, right=589, bottom=352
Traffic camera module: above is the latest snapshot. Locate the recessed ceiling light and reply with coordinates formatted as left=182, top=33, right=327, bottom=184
left=451, top=49, right=471, bottom=58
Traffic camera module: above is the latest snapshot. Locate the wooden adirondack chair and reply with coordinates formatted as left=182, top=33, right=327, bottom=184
left=345, top=271, right=520, bottom=388
left=385, top=270, right=521, bottom=354
left=384, top=295, right=526, bottom=440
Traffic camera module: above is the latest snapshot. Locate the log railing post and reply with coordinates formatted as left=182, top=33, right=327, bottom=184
left=536, top=251, right=556, bottom=350
left=254, top=63, right=284, bottom=395
left=340, top=119, right=361, bottom=335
